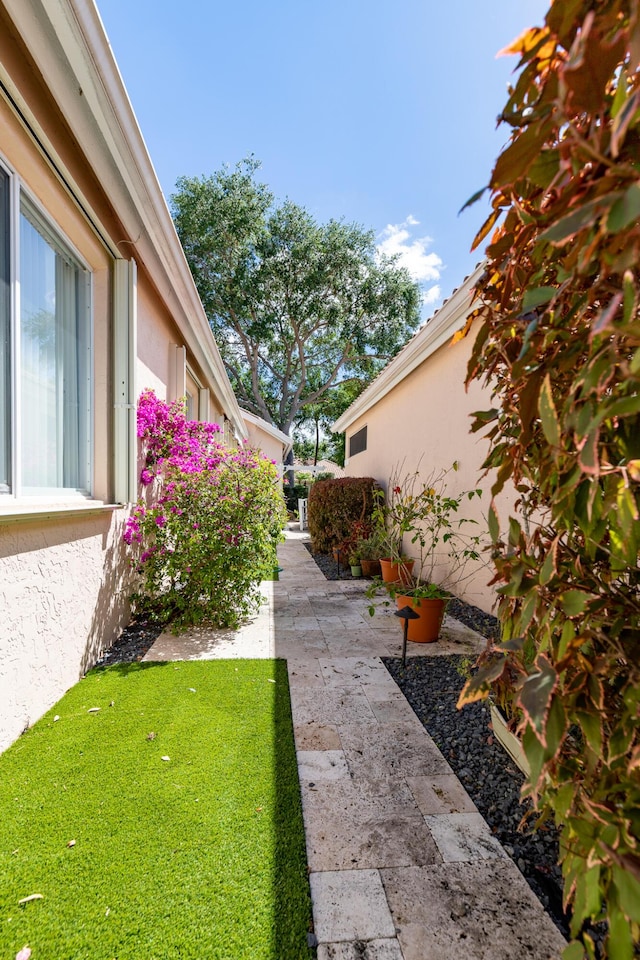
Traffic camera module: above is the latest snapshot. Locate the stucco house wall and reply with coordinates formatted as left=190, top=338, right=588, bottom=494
left=332, top=266, right=515, bottom=614
left=0, top=0, right=247, bottom=753
left=242, top=411, right=292, bottom=488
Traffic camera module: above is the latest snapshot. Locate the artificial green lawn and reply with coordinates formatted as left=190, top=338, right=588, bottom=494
left=0, top=660, right=313, bottom=959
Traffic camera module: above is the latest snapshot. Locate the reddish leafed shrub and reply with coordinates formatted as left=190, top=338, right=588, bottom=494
left=308, top=478, right=379, bottom=554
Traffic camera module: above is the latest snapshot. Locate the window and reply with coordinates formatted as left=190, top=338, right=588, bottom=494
left=0, top=169, right=10, bottom=492
left=1, top=161, right=92, bottom=497
left=349, top=425, right=367, bottom=457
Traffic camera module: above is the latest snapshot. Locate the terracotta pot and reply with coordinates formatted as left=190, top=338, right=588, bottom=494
left=360, top=558, right=381, bottom=578
left=395, top=594, right=446, bottom=643
left=380, top=557, right=415, bottom=585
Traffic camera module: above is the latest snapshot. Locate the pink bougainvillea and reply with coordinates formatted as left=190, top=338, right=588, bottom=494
left=123, top=390, right=287, bottom=629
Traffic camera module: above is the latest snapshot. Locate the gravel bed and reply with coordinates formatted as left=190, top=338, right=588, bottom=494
left=96, top=619, right=162, bottom=666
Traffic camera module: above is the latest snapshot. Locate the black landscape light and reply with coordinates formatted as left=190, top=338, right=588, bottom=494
left=394, top=605, right=420, bottom=667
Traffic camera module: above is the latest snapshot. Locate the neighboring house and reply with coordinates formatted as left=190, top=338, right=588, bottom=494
left=0, top=0, right=249, bottom=752
left=241, top=411, right=292, bottom=482
left=331, top=263, right=515, bottom=614
left=293, top=459, right=345, bottom=479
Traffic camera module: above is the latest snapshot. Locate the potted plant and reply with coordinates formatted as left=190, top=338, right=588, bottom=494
left=354, top=529, right=385, bottom=577
left=349, top=552, right=362, bottom=577
left=367, top=461, right=483, bottom=643
left=370, top=484, right=414, bottom=584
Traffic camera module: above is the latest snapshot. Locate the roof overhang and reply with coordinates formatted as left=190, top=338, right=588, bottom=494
left=242, top=411, right=293, bottom=456
left=0, top=0, right=247, bottom=441
left=331, top=263, right=485, bottom=434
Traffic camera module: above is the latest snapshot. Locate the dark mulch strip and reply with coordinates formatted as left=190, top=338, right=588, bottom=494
left=96, top=619, right=162, bottom=666
left=303, top=542, right=361, bottom=580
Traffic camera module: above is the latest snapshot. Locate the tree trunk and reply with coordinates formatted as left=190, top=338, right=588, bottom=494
left=284, top=446, right=295, bottom=488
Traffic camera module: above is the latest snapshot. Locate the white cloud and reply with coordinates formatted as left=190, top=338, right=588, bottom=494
left=422, top=284, right=441, bottom=307
left=377, top=217, right=444, bottom=314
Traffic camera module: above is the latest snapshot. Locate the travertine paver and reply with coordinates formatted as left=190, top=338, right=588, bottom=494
left=405, top=774, right=478, bottom=815
left=317, top=941, right=404, bottom=960
left=424, top=811, right=508, bottom=862
left=143, top=531, right=567, bottom=959
left=310, top=869, right=396, bottom=942
left=382, top=861, right=566, bottom=960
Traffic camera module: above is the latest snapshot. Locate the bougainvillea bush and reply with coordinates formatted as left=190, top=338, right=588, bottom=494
left=457, top=3, right=640, bottom=958
left=123, top=390, right=287, bottom=629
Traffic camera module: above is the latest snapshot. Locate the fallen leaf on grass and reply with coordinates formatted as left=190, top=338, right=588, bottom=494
left=15, top=947, right=31, bottom=960
left=18, top=894, right=43, bottom=906
left=66, top=840, right=76, bottom=848
left=88, top=708, right=101, bottom=713
left=267, top=679, right=276, bottom=684
left=161, top=756, right=171, bottom=762
left=109, top=701, right=115, bottom=707
left=53, top=715, right=60, bottom=722
left=188, top=688, right=196, bottom=693
left=146, top=732, right=157, bottom=741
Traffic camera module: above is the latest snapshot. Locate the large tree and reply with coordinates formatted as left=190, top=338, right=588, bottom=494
left=171, top=159, right=421, bottom=437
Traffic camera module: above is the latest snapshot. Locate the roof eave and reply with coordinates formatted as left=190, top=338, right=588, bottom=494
left=331, top=263, right=485, bottom=434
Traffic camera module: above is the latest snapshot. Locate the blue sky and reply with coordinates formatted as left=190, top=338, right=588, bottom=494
left=98, top=0, right=548, bottom=311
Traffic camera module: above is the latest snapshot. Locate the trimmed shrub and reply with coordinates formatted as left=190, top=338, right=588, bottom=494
left=308, top=477, right=379, bottom=554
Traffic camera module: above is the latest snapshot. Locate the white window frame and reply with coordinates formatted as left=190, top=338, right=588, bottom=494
left=0, top=154, right=94, bottom=504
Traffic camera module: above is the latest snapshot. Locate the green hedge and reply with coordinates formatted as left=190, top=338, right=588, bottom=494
left=283, top=484, right=310, bottom=513
left=308, top=477, right=379, bottom=554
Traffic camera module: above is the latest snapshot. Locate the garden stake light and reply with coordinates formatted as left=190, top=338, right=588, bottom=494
left=395, top=605, right=420, bottom=667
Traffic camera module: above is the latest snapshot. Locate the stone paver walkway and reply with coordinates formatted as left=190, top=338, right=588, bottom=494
left=144, top=532, right=566, bottom=960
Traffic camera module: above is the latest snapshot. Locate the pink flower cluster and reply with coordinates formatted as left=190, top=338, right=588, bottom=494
left=136, top=389, right=224, bottom=483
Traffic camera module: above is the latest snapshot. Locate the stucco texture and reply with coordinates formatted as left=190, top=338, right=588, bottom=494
left=343, top=325, right=515, bottom=613
left=0, top=510, right=130, bottom=752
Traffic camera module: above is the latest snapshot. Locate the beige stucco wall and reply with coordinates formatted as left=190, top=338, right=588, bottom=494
left=0, top=509, right=130, bottom=751
left=0, top=81, right=130, bottom=752
left=244, top=423, right=286, bottom=466
left=342, top=322, right=515, bottom=613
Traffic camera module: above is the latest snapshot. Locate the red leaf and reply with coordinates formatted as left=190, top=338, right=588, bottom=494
left=562, top=23, right=626, bottom=113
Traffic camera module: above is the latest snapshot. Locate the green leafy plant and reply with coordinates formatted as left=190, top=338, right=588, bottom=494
left=457, top=5, right=640, bottom=957
left=355, top=528, right=386, bottom=562
left=124, top=390, right=287, bottom=629
left=371, top=461, right=482, bottom=597
left=366, top=463, right=483, bottom=615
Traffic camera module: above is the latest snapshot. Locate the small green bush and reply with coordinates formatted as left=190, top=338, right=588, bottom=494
left=308, top=477, right=379, bottom=553
left=283, top=483, right=309, bottom=513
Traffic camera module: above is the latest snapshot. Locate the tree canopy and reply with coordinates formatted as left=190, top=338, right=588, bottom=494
left=171, top=159, right=421, bottom=436
left=458, top=2, right=640, bottom=956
